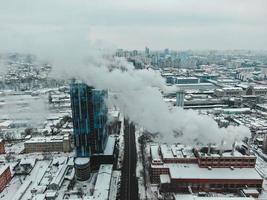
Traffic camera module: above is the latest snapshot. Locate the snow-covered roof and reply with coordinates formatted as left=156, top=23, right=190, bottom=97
left=222, top=87, right=243, bottom=91
left=92, top=164, right=113, bottom=200
left=20, top=158, right=36, bottom=167
left=74, top=157, right=90, bottom=165
left=160, top=144, right=173, bottom=159
left=25, top=135, right=65, bottom=144
left=0, top=120, right=13, bottom=128
left=168, top=164, right=262, bottom=180
left=104, top=135, right=116, bottom=155
left=160, top=174, right=170, bottom=184
left=150, top=144, right=161, bottom=161
left=242, top=188, right=259, bottom=194
left=174, top=195, right=254, bottom=200
left=160, top=144, right=195, bottom=159
left=49, top=164, right=68, bottom=189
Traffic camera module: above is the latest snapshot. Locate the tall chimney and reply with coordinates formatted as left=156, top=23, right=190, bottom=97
left=231, top=141, right=236, bottom=156
left=219, top=140, right=224, bottom=156
left=207, top=143, right=211, bottom=156
left=247, top=138, right=252, bottom=155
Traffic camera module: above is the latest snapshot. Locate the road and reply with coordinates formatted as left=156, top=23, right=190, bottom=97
left=119, top=120, right=138, bottom=200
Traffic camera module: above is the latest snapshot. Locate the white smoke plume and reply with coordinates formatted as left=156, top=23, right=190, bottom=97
left=52, top=54, right=250, bottom=147
left=0, top=0, right=251, bottom=147
left=0, top=94, right=48, bottom=127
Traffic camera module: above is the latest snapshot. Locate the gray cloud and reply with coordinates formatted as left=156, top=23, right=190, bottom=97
left=0, top=0, right=267, bottom=50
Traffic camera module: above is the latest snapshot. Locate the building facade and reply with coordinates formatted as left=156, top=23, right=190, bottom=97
left=24, top=134, right=71, bottom=153
left=0, top=139, right=5, bottom=154
left=70, top=83, right=108, bottom=157
left=0, top=165, right=11, bottom=192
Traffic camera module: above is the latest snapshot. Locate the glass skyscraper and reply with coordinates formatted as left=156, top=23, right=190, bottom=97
left=70, top=83, right=108, bottom=157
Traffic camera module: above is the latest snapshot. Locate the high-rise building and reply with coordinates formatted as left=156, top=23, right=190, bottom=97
left=164, top=48, right=169, bottom=55
left=70, top=83, right=108, bottom=157
left=145, top=47, right=150, bottom=55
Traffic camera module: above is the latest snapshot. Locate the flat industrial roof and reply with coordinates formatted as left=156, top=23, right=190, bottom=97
left=104, top=135, right=116, bottom=155
left=174, top=195, right=255, bottom=200
left=160, top=144, right=195, bottom=159
left=150, top=144, right=160, bottom=161
left=25, top=135, right=68, bottom=144
left=93, top=164, right=113, bottom=200
left=168, top=164, right=262, bottom=180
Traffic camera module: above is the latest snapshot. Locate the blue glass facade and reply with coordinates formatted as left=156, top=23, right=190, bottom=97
left=70, top=83, right=108, bottom=157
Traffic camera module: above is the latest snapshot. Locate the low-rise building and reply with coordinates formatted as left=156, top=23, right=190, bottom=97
left=246, top=86, right=267, bottom=96
left=160, top=163, right=263, bottom=193
left=214, top=87, right=243, bottom=97
left=24, top=134, right=71, bottom=153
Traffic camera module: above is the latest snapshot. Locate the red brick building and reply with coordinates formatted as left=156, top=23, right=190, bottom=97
left=160, top=164, right=263, bottom=193
left=0, top=165, right=12, bottom=192
left=0, top=139, right=5, bottom=154
left=194, top=147, right=256, bottom=168
left=150, top=144, right=263, bottom=194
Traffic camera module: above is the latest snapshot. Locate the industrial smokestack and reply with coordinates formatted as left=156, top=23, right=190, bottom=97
left=231, top=141, right=236, bottom=156
left=247, top=138, right=252, bottom=155
left=219, top=140, right=224, bottom=156
left=207, top=143, right=211, bottom=156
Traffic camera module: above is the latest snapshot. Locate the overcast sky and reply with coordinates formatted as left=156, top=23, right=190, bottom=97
left=0, top=0, right=266, bottom=51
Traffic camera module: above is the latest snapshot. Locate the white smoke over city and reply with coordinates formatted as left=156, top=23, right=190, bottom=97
left=0, top=0, right=251, bottom=147
left=54, top=53, right=250, bottom=147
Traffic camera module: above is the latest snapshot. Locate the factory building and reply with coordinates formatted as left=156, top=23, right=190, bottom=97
left=214, top=87, right=244, bottom=97
left=176, top=77, right=199, bottom=84
left=150, top=144, right=197, bottom=183
left=150, top=144, right=263, bottom=194
left=160, top=164, right=263, bottom=193
left=70, top=83, right=108, bottom=157
left=212, top=85, right=267, bottom=102
left=24, top=134, right=71, bottom=153
left=163, top=75, right=200, bottom=85
left=0, top=165, right=11, bottom=192
left=194, top=146, right=256, bottom=168
left=246, top=86, right=267, bottom=96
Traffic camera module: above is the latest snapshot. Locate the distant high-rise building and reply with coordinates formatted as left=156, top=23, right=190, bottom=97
left=176, top=90, right=185, bottom=107
left=132, top=50, right=138, bottom=56
left=164, top=48, right=169, bottom=55
left=145, top=47, right=150, bottom=55
left=70, top=83, right=108, bottom=157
